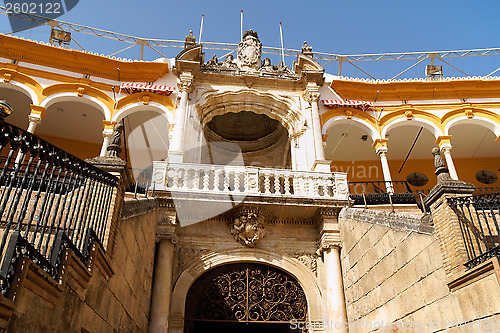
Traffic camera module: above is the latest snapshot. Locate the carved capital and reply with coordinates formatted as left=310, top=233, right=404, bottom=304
left=303, top=83, right=320, bottom=104
left=28, top=114, right=42, bottom=125
left=376, top=146, right=388, bottom=156
left=156, top=232, right=179, bottom=244
left=178, top=73, right=194, bottom=93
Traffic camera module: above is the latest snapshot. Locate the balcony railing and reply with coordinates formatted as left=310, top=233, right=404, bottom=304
left=0, top=118, right=118, bottom=295
left=448, top=194, right=500, bottom=269
left=152, top=162, right=349, bottom=200
left=348, top=181, right=418, bottom=206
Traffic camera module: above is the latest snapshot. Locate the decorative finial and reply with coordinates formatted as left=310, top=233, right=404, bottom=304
left=432, top=147, right=452, bottom=183
left=301, top=41, right=313, bottom=56
left=106, top=123, right=123, bottom=158
left=184, top=30, right=196, bottom=49
left=0, top=100, right=13, bottom=118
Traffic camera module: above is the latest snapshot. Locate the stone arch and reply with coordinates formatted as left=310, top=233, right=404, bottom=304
left=196, top=89, right=303, bottom=137
left=113, top=101, right=174, bottom=124
left=322, top=115, right=381, bottom=141
left=169, top=248, right=324, bottom=332
left=381, top=116, right=444, bottom=139
left=444, top=115, right=500, bottom=138
left=40, top=92, right=112, bottom=120
left=0, top=80, right=40, bottom=105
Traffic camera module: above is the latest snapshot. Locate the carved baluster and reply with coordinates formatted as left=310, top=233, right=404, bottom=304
left=182, top=168, right=190, bottom=189
left=214, top=169, right=221, bottom=191
left=284, top=174, right=291, bottom=195
left=307, top=176, right=314, bottom=196
left=203, top=170, right=210, bottom=191
left=264, top=173, right=271, bottom=194
left=234, top=170, right=241, bottom=192
left=324, top=177, right=333, bottom=197
left=224, top=170, right=230, bottom=192
left=193, top=169, right=200, bottom=190
left=274, top=173, right=281, bottom=194
left=293, top=177, right=302, bottom=195
left=172, top=169, right=179, bottom=189
left=313, top=176, right=320, bottom=196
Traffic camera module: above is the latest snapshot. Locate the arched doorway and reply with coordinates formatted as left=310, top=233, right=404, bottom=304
left=184, top=263, right=307, bottom=333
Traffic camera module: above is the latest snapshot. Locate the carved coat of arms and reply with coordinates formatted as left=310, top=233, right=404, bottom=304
left=237, top=30, right=262, bottom=70
left=230, top=211, right=266, bottom=247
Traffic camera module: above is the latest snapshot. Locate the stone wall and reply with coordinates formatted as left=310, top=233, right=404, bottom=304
left=339, top=207, right=500, bottom=333
left=5, top=197, right=158, bottom=332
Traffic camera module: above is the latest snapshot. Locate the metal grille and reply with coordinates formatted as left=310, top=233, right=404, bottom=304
left=448, top=193, right=500, bottom=269
left=185, top=263, right=307, bottom=323
left=0, top=118, right=118, bottom=295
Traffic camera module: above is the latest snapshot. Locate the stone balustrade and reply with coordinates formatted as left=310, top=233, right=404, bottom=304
left=152, top=162, right=349, bottom=200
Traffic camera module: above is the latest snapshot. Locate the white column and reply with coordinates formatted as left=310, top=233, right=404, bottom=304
left=306, top=85, right=325, bottom=162
left=169, top=72, right=193, bottom=163
left=148, top=234, right=178, bottom=333
left=376, top=146, right=394, bottom=193
left=323, top=246, right=349, bottom=333
left=99, top=128, right=114, bottom=157
left=27, top=114, right=42, bottom=133
left=441, top=145, right=458, bottom=180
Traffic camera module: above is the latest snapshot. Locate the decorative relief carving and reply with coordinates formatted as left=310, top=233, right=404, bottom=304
left=77, top=86, right=85, bottom=97
left=230, top=210, right=266, bottom=247
left=293, top=252, right=318, bottom=276
left=200, top=30, right=296, bottom=79
left=237, top=29, right=262, bottom=70
left=404, top=110, right=413, bottom=120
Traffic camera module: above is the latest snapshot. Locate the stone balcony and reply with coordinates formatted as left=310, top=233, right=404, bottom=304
left=152, top=162, right=350, bottom=225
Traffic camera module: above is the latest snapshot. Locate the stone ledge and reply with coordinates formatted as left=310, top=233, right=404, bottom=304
left=122, top=198, right=158, bottom=220
left=340, top=207, right=434, bottom=235
left=448, top=257, right=500, bottom=291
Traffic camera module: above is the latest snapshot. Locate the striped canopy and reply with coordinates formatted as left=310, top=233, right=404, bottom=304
left=322, top=100, right=373, bottom=110
left=120, top=82, right=176, bottom=96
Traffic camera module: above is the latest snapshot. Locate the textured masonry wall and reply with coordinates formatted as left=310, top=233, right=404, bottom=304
left=7, top=198, right=158, bottom=332
left=339, top=208, right=500, bottom=333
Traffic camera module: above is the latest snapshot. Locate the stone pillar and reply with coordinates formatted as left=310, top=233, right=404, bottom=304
left=100, top=121, right=116, bottom=157
left=26, top=105, right=46, bottom=133
left=149, top=233, right=178, bottom=333
left=169, top=72, right=193, bottom=163
left=85, top=155, right=130, bottom=257
left=305, top=83, right=328, bottom=171
left=373, top=139, right=393, bottom=193
left=435, top=136, right=458, bottom=180
left=424, top=148, right=474, bottom=279
left=317, top=209, right=349, bottom=333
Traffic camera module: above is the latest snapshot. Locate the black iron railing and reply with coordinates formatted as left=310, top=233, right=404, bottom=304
left=348, top=181, right=418, bottom=206
left=448, top=194, right=500, bottom=269
left=0, top=118, right=118, bottom=295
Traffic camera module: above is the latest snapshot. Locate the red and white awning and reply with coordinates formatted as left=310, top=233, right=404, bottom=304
left=120, top=82, right=176, bottom=96
left=322, top=100, right=373, bottom=110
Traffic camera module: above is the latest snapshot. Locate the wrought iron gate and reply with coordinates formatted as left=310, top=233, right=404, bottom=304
left=185, top=263, right=307, bottom=330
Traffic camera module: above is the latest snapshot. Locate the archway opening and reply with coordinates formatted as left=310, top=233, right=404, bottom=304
left=0, top=87, right=33, bottom=129
left=119, top=109, right=170, bottom=185
left=37, top=101, right=104, bottom=160
left=324, top=122, right=379, bottom=182
left=449, top=122, right=500, bottom=187
left=203, top=111, right=291, bottom=168
left=184, top=263, right=307, bottom=333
